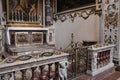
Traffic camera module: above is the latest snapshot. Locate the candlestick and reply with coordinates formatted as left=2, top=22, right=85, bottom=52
left=15, top=11, right=17, bottom=21
left=32, top=13, right=33, bottom=22
left=29, top=13, right=30, bottom=21
left=18, top=12, right=20, bottom=21
left=22, top=12, right=23, bottom=21
left=96, top=0, right=99, bottom=10
left=11, top=11, right=14, bottom=21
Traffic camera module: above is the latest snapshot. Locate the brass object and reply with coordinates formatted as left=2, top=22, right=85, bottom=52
left=63, top=33, right=88, bottom=79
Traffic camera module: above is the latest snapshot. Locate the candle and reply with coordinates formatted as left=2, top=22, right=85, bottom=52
left=96, top=0, right=99, bottom=10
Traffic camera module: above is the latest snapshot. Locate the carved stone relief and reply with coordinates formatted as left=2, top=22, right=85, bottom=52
left=53, top=7, right=95, bottom=22
left=103, top=0, right=119, bottom=59
left=104, top=3, right=118, bottom=27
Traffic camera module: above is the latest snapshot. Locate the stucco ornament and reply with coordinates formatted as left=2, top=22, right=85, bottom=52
left=59, top=61, right=68, bottom=80
left=103, top=1, right=118, bottom=53
left=105, top=4, right=118, bottom=27
left=107, top=4, right=116, bottom=17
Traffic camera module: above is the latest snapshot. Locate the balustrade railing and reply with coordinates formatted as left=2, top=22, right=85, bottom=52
left=0, top=52, right=68, bottom=80
left=87, top=44, right=115, bottom=76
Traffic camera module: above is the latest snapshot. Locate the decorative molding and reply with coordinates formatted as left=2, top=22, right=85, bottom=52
left=67, top=12, right=77, bottom=22
left=53, top=7, right=95, bottom=22
left=105, top=13, right=118, bottom=27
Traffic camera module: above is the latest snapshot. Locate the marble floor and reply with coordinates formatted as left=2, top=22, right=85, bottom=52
left=75, top=71, right=120, bottom=80
left=103, top=71, right=120, bottom=80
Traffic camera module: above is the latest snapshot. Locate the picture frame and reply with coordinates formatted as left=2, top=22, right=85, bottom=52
left=7, top=0, right=41, bottom=24
left=57, top=0, right=95, bottom=13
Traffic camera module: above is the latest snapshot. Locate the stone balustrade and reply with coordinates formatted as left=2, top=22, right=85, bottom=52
left=87, top=44, right=115, bottom=76
left=0, top=52, right=68, bottom=80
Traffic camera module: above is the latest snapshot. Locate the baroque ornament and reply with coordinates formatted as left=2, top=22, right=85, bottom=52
left=53, top=7, right=95, bottom=22
left=103, top=0, right=119, bottom=54
left=105, top=4, right=118, bottom=27
left=67, top=13, right=77, bottom=22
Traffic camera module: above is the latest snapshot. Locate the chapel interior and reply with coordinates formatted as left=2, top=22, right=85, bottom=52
left=0, top=0, right=120, bottom=80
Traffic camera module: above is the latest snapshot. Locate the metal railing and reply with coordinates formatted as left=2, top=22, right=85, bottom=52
left=63, top=41, right=88, bottom=79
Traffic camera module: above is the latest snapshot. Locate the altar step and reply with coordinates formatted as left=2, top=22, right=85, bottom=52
left=74, top=67, right=120, bottom=80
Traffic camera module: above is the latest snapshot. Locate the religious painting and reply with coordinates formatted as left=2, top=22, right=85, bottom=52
left=32, top=32, right=43, bottom=45
left=57, top=0, right=95, bottom=12
left=15, top=32, right=29, bottom=46
left=7, top=0, right=40, bottom=23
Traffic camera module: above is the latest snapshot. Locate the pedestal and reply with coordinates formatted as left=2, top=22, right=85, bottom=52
left=87, top=44, right=115, bottom=76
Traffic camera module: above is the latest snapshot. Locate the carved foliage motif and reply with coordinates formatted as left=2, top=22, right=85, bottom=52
left=104, top=3, right=118, bottom=27
left=103, top=0, right=119, bottom=54
left=53, top=7, right=95, bottom=22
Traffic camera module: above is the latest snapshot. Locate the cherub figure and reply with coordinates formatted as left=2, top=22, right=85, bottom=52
left=59, top=61, right=68, bottom=80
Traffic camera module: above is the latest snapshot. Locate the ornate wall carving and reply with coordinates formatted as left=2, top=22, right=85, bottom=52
left=53, top=6, right=96, bottom=22
left=103, top=0, right=119, bottom=60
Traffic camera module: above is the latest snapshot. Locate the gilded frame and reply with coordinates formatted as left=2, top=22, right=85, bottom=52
left=7, top=0, right=41, bottom=25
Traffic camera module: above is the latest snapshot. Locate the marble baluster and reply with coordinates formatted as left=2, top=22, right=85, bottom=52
left=40, top=65, right=47, bottom=80
left=21, top=69, right=27, bottom=80
left=54, top=62, right=59, bottom=80
left=13, top=72, right=15, bottom=80
left=48, top=63, right=55, bottom=79
left=31, top=67, right=37, bottom=80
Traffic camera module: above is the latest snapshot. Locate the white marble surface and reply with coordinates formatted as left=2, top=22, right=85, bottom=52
left=0, top=53, right=69, bottom=74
